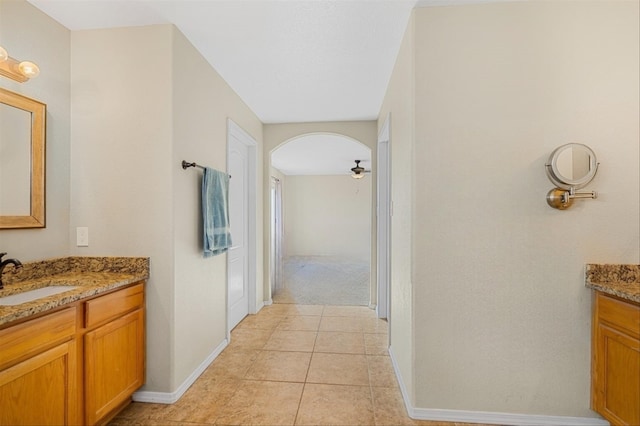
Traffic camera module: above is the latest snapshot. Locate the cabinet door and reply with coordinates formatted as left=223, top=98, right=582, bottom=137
left=0, top=340, right=77, bottom=425
left=84, top=309, right=144, bottom=425
left=594, top=323, right=640, bottom=425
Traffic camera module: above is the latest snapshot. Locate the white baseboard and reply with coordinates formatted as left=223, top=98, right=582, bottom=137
left=388, top=346, right=413, bottom=416
left=387, top=347, right=609, bottom=426
left=251, top=301, right=265, bottom=314
left=132, top=338, right=228, bottom=404
left=411, top=408, right=609, bottom=426
left=263, top=299, right=273, bottom=306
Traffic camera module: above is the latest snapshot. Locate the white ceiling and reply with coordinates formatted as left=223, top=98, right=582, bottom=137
left=28, top=0, right=418, bottom=124
left=26, top=0, right=490, bottom=173
left=271, top=134, right=371, bottom=176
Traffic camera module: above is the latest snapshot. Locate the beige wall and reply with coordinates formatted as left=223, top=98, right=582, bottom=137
left=71, top=24, right=263, bottom=394
left=71, top=25, right=175, bottom=392
left=171, top=27, right=263, bottom=389
left=284, top=175, right=371, bottom=262
left=263, top=122, right=378, bottom=305
left=407, top=1, right=638, bottom=418
left=377, top=11, right=415, bottom=405
left=0, top=0, right=71, bottom=260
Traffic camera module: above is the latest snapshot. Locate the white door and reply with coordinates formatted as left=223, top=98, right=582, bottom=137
left=377, top=115, right=391, bottom=319
left=228, top=130, right=249, bottom=330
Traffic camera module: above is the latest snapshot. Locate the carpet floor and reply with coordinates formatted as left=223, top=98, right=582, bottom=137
left=273, top=256, right=370, bottom=306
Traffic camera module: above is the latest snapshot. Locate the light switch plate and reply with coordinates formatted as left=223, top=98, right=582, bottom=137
left=76, top=227, right=89, bottom=247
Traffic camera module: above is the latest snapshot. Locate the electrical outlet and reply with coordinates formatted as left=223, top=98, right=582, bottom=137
left=76, top=227, right=89, bottom=247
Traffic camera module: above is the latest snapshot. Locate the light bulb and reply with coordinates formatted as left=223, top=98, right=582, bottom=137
left=352, top=173, right=364, bottom=179
left=0, top=46, right=7, bottom=62
left=18, top=61, right=40, bottom=78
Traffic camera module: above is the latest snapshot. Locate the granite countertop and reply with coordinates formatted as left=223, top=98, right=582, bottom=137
left=0, top=256, right=149, bottom=326
left=586, top=264, right=640, bottom=304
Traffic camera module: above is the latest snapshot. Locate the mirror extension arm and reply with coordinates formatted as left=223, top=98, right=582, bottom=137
left=547, top=187, right=598, bottom=210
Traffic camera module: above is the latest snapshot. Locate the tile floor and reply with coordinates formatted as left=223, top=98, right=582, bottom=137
left=110, top=304, right=480, bottom=425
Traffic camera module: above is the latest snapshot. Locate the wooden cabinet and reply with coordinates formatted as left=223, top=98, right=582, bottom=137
left=592, top=292, right=640, bottom=425
left=0, top=308, right=78, bottom=425
left=0, top=282, right=145, bottom=425
left=84, top=284, right=145, bottom=425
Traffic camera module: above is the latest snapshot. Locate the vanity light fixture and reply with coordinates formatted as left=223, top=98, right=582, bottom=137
left=0, top=45, right=40, bottom=83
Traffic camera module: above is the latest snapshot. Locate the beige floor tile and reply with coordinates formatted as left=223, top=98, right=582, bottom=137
left=235, top=313, right=284, bottom=330
left=307, top=353, right=369, bottom=386
left=214, top=380, right=303, bottom=425
left=319, top=316, right=363, bottom=332
left=371, top=386, right=416, bottom=425
left=259, top=304, right=324, bottom=317
left=322, top=305, right=376, bottom=318
left=277, top=315, right=321, bottom=331
left=361, top=317, right=389, bottom=334
left=257, top=303, right=298, bottom=316
left=263, top=330, right=318, bottom=352
left=109, top=417, right=187, bottom=425
left=368, top=355, right=398, bottom=387
left=112, top=305, right=407, bottom=426
left=201, top=349, right=260, bottom=379
left=365, top=333, right=389, bottom=355
left=161, top=376, right=240, bottom=423
left=314, top=331, right=365, bottom=354
left=453, top=423, right=494, bottom=426
left=228, top=327, right=273, bottom=350
left=244, top=350, right=312, bottom=382
left=110, top=402, right=169, bottom=421
left=287, top=304, right=325, bottom=316
left=295, top=383, right=374, bottom=425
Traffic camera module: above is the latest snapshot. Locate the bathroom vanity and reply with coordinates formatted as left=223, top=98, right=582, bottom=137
left=0, top=257, right=148, bottom=425
left=586, top=264, right=640, bottom=426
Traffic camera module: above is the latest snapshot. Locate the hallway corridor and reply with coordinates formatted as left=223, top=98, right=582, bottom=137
left=110, top=304, right=476, bottom=425
left=273, top=257, right=370, bottom=306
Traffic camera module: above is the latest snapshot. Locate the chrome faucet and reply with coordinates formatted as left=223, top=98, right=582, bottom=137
left=0, top=253, right=23, bottom=290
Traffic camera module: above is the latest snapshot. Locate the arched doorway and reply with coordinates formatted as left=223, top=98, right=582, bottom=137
left=269, top=133, right=372, bottom=306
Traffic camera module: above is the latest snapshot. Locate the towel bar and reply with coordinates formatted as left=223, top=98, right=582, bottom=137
left=182, top=160, right=231, bottom=178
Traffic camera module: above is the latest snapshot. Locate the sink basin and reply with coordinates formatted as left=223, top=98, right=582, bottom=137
left=0, top=286, right=79, bottom=306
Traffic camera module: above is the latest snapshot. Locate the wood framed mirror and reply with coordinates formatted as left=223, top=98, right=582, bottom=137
left=0, top=87, right=46, bottom=228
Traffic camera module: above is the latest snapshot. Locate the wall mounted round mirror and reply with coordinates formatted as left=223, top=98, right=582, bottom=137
left=545, top=143, right=598, bottom=190
left=545, top=143, right=599, bottom=210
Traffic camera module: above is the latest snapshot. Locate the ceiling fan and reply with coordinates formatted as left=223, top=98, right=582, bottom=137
left=350, top=160, right=370, bottom=179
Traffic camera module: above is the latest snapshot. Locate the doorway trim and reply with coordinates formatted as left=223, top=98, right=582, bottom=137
left=227, top=118, right=258, bottom=340
left=377, top=114, right=391, bottom=319
left=270, top=176, right=283, bottom=299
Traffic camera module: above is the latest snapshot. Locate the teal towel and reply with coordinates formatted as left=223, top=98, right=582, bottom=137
left=202, top=167, right=232, bottom=257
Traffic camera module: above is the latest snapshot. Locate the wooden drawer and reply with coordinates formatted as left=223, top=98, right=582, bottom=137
left=596, top=292, right=640, bottom=338
left=0, top=307, right=76, bottom=370
left=85, top=283, right=144, bottom=329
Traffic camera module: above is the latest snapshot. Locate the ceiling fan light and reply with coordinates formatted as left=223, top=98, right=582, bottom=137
left=0, top=46, right=7, bottom=62
left=350, top=159, right=366, bottom=179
